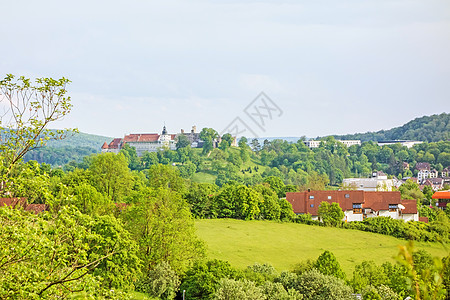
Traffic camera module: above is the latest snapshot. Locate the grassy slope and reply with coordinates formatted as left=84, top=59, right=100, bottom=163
left=195, top=219, right=448, bottom=275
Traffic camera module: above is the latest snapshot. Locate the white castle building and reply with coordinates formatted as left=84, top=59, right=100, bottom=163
left=101, top=126, right=176, bottom=156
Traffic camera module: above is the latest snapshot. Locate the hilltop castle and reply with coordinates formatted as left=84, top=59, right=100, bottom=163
left=101, top=125, right=206, bottom=156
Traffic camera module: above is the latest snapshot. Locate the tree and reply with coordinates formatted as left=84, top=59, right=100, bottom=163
left=264, top=176, right=286, bottom=198
left=178, top=161, right=197, bottom=179
left=238, top=136, right=250, bottom=162
left=199, top=128, right=219, bottom=155
left=89, top=152, right=133, bottom=202
left=141, top=151, right=159, bottom=168
left=251, top=138, right=261, bottom=152
left=399, top=179, right=425, bottom=201
left=176, top=134, right=191, bottom=149
left=317, top=202, right=344, bottom=227
left=295, top=269, right=353, bottom=300
left=136, top=261, right=180, bottom=300
left=252, top=184, right=281, bottom=220
left=314, top=250, right=346, bottom=279
left=0, top=206, right=139, bottom=298
left=351, top=261, right=388, bottom=292
left=0, top=74, right=76, bottom=187
left=123, top=188, right=205, bottom=274
left=213, top=278, right=266, bottom=300
left=396, top=242, right=446, bottom=299
left=179, top=260, right=239, bottom=300
left=72, top=182, right=113, bottom=215
left=185, top=182, right=218, bottom=218
left=219, top=133, right=233, bottom=150
left=120, top=143, right=141, bottom=170
left=147, top=164, right=186, bottom=193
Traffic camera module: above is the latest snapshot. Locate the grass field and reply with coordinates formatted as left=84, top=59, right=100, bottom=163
left=192, top=171, right=217, bottom=184
left=195, top=219, right=449, bottom=275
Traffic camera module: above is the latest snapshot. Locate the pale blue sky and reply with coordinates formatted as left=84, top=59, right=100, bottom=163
left=1, top=0, right=449, bottom=138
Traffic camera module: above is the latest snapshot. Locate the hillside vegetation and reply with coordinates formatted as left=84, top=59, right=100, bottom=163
left=331, top=112, right=449, bottom=142
left=23, top=131, right=111, bottom=165
left=195, top=218, right=448, bottom=274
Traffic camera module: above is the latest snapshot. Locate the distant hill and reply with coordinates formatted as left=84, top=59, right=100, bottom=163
left=43, top=130, right=112, bottom=149
left=330, top=113, right=449, bottom=142
left=23, top=131, right=112, bottom=166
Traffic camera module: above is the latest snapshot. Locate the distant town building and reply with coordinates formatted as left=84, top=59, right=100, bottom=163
left=415, top=162, right=439, bottom=184
left=303, top=139, right=361, bottom=148
left=377, top=140, right=423, bottom=148
left=442, top=167, right=450, bottom=178
left=423, top=178, right=444, bottom=191
left=286, top=190, right=418, bottom=222
left=342, top=171, right=395, bottom=191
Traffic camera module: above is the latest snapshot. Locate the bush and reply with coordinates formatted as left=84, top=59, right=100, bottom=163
left=294, top=269, right=353, bottom=300
left=135, top=261, right=180, bottom=300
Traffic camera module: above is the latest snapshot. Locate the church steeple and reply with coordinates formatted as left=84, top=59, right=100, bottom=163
left=162, top=125, right=168, bottom=135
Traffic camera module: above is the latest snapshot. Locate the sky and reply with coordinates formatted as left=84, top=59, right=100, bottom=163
left=1, top=0, right=449, bottom=139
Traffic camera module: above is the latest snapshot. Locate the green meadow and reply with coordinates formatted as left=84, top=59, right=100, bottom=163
left=195, top=219, right=449, bottom=275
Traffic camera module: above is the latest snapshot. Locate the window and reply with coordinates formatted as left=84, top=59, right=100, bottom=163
left=328, top=196, right=332, bottom=199
left=310, top=204, right=314, bottom=208
left=353, top=203, right=362, bottom=214
left=345, top=194, right=350, bottom=198
left=389, top=204, right=398, bottom=212
left=309, top=196, right=314, bottom=199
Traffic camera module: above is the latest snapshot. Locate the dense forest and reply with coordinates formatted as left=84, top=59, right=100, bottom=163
left=331, top=112, right=449, bottom=142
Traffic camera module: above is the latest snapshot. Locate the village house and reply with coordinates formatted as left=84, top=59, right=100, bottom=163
left=286, top=190, right=419, bottom=222
left=415, top=162, right=439, bottom=184
left=342, top=171, right=395, bottom=191
left=442, top=167, right=450, bottom=178
left=423, top=178, right=444, bottom=191
left=433, top=191, right=450, bottom=210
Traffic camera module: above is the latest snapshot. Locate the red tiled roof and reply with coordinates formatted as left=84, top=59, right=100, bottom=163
left=0, top=197, right=27, bottom=208
left=25, top=204, right=48, bottom=214
left=401, top=199, right=417, bottom=214
left=123, top=134, right=160, bottom=142
left=0, top=198, right=47, bottom=214
left=101, top=142, right=109, bottom=149
left=432, top=191, right=450, bottom=199
left=108, top=138, right=123, bottom=149
left=286, top=190, right=365, bottom=215
left=419, top=217, right=429, bottom=223
left=364, top=191, right=402, bottom=211
left=286, top=191, right=404, bottom=215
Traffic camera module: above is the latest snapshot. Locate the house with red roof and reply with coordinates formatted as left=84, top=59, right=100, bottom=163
left=432, top=191, right=450, bottom=210
left=286, top=190, right=419, bottom=222
left=424, top=178, right=444, bottom=191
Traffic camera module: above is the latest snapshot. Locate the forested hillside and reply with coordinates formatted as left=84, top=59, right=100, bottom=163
left=331, top=113, right=449, bottom=142
left=44, top=130, right=111, bottom=148
left=23, top=131, right=111, bottom=165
